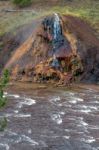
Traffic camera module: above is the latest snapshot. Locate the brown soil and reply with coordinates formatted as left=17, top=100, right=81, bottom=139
left=0, top=18, right=42, bottom=71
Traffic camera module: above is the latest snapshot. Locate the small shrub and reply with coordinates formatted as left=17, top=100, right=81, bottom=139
left=13, top=0, right=32, bottom=7
left=0, top=69, right=9, bottom=131
left=0, top=69, right=9, bottom=108
left=0, top=118, right=7, bottom=132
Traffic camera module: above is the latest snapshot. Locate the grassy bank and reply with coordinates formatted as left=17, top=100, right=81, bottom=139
left=0, top=0, right=99, bottom=37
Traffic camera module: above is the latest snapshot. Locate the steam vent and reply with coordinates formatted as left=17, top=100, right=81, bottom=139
left=4, top=14, right=99, bottom=85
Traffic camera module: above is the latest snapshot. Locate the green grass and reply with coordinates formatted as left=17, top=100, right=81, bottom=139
left=0, top=0, right=99, bottom=37
left=50, top=1, right=99, bottom=37
left=13, top=0, right=32, bottom=7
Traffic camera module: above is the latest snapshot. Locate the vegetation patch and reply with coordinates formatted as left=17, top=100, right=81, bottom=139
left=13, top=0, right=32, bottom=7
left=0, top=0, right=99, bottom=38
left=0, top=69, right=9, bottom=131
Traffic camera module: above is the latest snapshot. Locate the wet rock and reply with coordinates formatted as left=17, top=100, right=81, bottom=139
left=1, top=14, right=99, bottom=84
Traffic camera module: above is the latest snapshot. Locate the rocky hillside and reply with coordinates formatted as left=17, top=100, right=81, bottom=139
left=0, top=0, right=99, bottom=85
left=2, top=14, right=99, bottom=85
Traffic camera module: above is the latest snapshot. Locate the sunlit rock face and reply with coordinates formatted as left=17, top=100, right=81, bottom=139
left=4, top=14, right=99, bottom=83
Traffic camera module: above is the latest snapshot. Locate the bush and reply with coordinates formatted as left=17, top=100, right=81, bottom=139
left=13, top=0, right=32, bottom=7
left=0, top=69, right=9, bottom=131
left=0, top=118, right=7, bottom=132
left=0, top=69, right=9, bottom=108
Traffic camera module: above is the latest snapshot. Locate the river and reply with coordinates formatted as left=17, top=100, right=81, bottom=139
left=0, top=83, right=99, bottom=150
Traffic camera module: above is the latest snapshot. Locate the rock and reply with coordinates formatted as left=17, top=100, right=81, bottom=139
left=1, top=14, right=99, bottom=84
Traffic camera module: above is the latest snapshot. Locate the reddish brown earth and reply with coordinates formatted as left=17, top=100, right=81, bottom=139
left=1, top=14, right=99, bottom=84
left=0, top=18, right=41, bottom=71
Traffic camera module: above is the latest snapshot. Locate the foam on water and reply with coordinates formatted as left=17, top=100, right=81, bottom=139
left=68, top=96, right=84, bottom=104
left=0, top=143, right=9, bottom=150
left=70, top=116, right=88, bottom=126
left=89, top=106, right=98, bottom=110
left=81, top=105, right=98, bottom=110
left=50, top=96, right=61, bottom=102
left=74, top=104, right=98, bottom=114
left=80, top=136, right=96, bottom=144
left=3, top=113, right=13, bottom=118
left=69, top=92, right=75, bottom=96
left=4, top=93, right=36, bottom=108
left=18, top=97, right=36, bottom=108
left=74, top=97, right=84, bottom=102
left=51, top=114, right=62, bottom=124
left=21, top=135, right=39, bottom=146
left=61, top=103, right=72, bottom=108
left=8, top=94, right=20, bottom=98
left=4, top=92, right=20, bottom=98
left=91, top=100, right=99, bottom=104
left=14, top=114, right=31, bottom=118
left=5, top=131, right=23, bottom=144
left=88, top=88, right=96, bottom=93
left=59, top=111, right=65, bottom=115
left=24, top=98, right=36, bottom=105
left=63, top=136, right=70, bottom=140
left=64, top=116, right=89, bottom=135
left=51, top=110, right=65, bottom=125
left=28, top=129, right=32, bottom=134
left=79, top=120, right=88, bottom=126
left=65, top=129, right=78, bottom=133
left=69, top=100, right=77, bottom=104
left=14, top=110, right=19, bottom=114
left=78, top=109, right=92, bottom=114
left=1, top=130, right=39, bottom=146
left=88, top=125, right=99, bottom=130
left=3, top=113, right=31, bottom=118
left=81, top=109, right=92, bottom=113
left=63, top=91, right=75, bottom=97
left=94, top=95, right=99, bottom=99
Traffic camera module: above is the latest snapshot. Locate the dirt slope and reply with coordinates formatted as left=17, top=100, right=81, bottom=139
left=0, top=18, right=42, bottom=71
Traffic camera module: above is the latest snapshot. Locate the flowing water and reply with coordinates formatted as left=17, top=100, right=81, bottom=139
left=53, top=13, right=62, bottom=41
left=52, top=13, right=71, bottom=56
left=0, top=83, right=99, bottom=150
left=52, top=13, right=64, bottom=51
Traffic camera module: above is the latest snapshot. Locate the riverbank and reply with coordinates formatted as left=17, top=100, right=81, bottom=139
left=6, top=81, right=99, bottom=94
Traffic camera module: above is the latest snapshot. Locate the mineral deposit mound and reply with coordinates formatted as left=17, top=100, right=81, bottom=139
left=4, top=14, right=99, bottom=85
